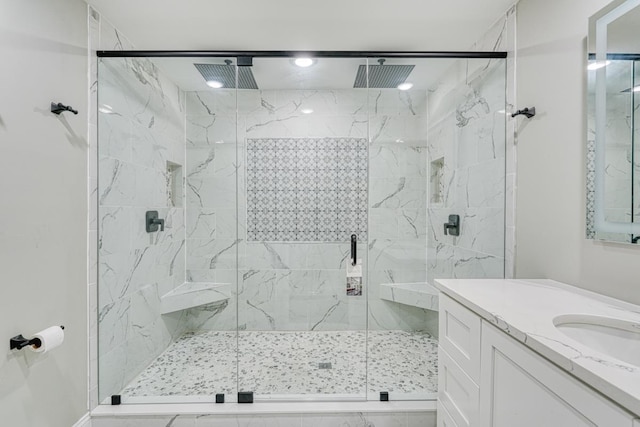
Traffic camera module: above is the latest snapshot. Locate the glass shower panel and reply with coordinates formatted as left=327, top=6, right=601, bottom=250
left=426, top=57, right=506, bottom=281
left=635, top=60, right=640, bottom=227
left=97, top=56, right=239, bottom=404
left=366, top=56, right=506, bottom=401
left=365, top=57, right=436, bottom=401
left=96, top=53, right=507, bottom=406
left=237, top=57, right=369, bottom=400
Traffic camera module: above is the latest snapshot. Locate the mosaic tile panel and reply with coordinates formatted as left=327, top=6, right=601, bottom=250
left=586, top=139, right=596, bottom=239
left=247, top=137, right=368, bottom=242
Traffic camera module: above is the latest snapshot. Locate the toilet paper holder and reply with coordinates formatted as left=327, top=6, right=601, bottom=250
left=10, top=326, right=64, bottom=351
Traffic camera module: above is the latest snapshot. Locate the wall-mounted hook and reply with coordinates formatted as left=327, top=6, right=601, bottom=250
left=511, top=107, right=536, bottom=119
left=51, top=102, right=78, bottom=115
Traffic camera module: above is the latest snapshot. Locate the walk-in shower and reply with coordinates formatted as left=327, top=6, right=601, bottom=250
left=96, top=51, right=506, bottom=405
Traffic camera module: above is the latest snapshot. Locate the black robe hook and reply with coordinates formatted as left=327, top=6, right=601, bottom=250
left=51, top=102, right=78, bottom=115
left=511, top=107, right=536, bottom=118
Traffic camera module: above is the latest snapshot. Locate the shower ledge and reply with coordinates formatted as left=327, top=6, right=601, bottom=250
left=160, top=282, right=231, bottom=314
left=379, top=282, right=439, bottom=312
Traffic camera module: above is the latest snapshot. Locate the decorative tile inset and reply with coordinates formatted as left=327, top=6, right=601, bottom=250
left=247, top=138, right=368, bottom=242
left=586, top=139, right=596, bottom=239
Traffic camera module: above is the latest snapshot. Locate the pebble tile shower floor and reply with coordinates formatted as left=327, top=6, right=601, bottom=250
left=121, top=330, right=438, bottom=397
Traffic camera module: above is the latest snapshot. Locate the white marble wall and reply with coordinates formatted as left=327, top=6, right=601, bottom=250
left=474, top=6, right=516, bottom=279
left=184, top=87, right=430, bottom=333
left=367, top=89, right=432, bottom=332
left=93, top=9, right=189, bottom=401
left=91, top=411, right=436, bottom=427
left=426, top=22, right=510, bottom=282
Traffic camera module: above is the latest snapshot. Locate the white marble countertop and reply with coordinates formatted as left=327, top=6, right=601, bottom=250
left=434, top=278, right=640, bottom=416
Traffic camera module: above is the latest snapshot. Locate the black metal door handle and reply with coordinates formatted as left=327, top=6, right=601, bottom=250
left=350, top=234, right=357, bottom=266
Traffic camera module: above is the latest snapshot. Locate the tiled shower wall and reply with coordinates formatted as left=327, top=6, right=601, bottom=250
left=184, top=88, right=431, bottom=332
left=425, top=15, right=513, bottom=281
left=94, top=17, right=189, bottom=399
left=366, top=91, right=432, bottom=331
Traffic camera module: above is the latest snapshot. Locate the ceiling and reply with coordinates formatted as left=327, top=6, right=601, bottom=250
left=151, top=56, right=459, bottom=91
left=86, top=0, right=515, bottom=52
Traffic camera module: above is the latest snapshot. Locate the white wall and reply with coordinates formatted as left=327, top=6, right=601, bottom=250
left=515, top=0, right=640, bottom=304
left=0, top=0, right=88, bottom=425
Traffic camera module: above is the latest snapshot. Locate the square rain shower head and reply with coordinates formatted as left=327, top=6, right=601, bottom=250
left=353, top=63, right=415, bottom=88
left=194, top=63, right=259, bottom=89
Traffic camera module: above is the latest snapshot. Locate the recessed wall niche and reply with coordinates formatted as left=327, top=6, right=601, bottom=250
left=166, top=161, right=183, bottom=207
left=430, top=157, right=445, bottom=204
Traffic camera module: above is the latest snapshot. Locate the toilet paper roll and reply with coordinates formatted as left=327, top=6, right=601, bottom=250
left=29, top=326, right=64, bottom=353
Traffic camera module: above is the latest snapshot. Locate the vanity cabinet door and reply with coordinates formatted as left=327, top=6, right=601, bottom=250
left=439, top=293, right=482, bottom=383
left=439, top=346, right=479, bottom=427
left=479, top=321, right=634, bottom=427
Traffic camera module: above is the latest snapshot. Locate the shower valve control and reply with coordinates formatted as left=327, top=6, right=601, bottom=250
left=444, top=214, right=460, bottom=236
left=146, top=210, right=165, bottom=232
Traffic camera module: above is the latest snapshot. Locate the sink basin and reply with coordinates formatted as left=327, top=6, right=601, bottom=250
left=553, top=314, right=640, bottom=367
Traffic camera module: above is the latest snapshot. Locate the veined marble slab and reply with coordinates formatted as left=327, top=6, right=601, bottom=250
left=434, top=278, right=640, bottom=417
left=161, top=282, right=230, bottom=314
left=379, top=282, right=439, bottom=311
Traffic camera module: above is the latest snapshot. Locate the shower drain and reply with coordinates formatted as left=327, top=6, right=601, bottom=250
left=318, top=362, right=332, bottom=369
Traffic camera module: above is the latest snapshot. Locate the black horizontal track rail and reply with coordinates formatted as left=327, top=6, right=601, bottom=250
left=588, top=53, right=640, bottom=61
left=97, top=50, right=507, bottom=59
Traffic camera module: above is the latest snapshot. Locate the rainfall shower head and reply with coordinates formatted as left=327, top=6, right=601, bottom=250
left=353, top=59, right=415, bottom=88
left=194, top=62, right=259, bottom=89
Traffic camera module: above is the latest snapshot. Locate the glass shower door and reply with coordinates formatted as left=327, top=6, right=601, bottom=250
left=236, top=56, right=370, bottom=400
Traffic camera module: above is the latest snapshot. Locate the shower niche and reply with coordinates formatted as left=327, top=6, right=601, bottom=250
left=96, top=52, right=507, bottom=405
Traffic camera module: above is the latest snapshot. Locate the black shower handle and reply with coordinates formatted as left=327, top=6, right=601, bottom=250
left=351, top=234, right=357, bottom=266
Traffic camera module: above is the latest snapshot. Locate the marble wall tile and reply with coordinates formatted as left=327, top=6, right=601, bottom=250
left=287, top=243, right=349, bottom=270
left=186, top=115, right=237, bottom=147
left=369, top=239, right=427, bottom=271
left=97, top=47, right=188, bottom=399
left=187, top=238, right=241, bottom=270
left=407, top=412, right=438, bottom=427
left=91, top=413, right=436, bottom=427
left=187, top=176, right=237, bottom=209
left=196, top=414, right=301, bottom=427
left=186, top=88, right=428, bottom=333
left=99, top=114, right=132, bottom=161
left=93, top=416, right=195, bottom=427
left=99, top=207, right=131, bottom=255
left=368, top=89, right=428, bottom=117
left=425, top=48, right=507, bottom=284
left=98, top=158, right=136, bottom=206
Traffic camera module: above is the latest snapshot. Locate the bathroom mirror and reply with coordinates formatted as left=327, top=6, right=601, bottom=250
left=587, top=0, right=640, bottom=243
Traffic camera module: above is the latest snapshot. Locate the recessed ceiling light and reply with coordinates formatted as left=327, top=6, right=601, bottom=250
left=301, top=108, right=314, bottom=114
left=294, top=57, right=315, bottom=68
left=397, top=82, right=414, bottom=91
left=206, top=80, right=224, bottom=88
left=587, top=60, right=611, bottom=71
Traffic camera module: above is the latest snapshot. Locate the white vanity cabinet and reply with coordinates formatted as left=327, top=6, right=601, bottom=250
left=437, top=293, right=638, bottom=427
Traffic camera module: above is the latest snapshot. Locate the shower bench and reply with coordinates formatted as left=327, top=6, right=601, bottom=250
left=160, top=282, right=231, bottom=314
left=379, top=282, right=439, bottom=311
